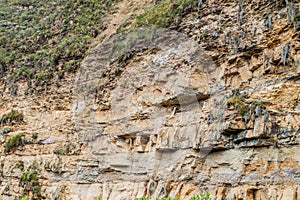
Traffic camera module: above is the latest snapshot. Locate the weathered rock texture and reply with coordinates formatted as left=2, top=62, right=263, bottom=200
left=1, top=0, right=300, bottom=200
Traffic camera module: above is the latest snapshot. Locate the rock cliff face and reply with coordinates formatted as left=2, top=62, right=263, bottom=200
left=1, top=0, right=300, bottom=200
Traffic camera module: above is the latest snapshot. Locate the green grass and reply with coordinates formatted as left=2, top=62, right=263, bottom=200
left=0, top=0, right=118, bottom=94
left=125, top=0, right=197, bottom=30
left=190, top=192, right=212, bottom=200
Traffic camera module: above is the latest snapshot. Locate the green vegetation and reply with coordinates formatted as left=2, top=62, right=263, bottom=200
left=14, top=195, right=27, bottom=200
left=15, top=160, right=25, bottom=171
left=225, top=95, right=249, bottom=116
left=13, top=160, right=42, bottom=199
left=201, top=32, right=209, bottom=40
left=190, top=192, right=212, bottom=200
left=133, top=193, right=211, bottom=200
left=4, top=134, right=24, bottom=153
left=53, top=142, right=80, bottom=155
left=251, top=99, right=266, bottom=107
left=28, top=160, right=40, bottom=172
left=134, top=197, right=178, bottom=200
left=20, top=171, right=41, bottom=198
left=293, top=12, right=300, bottom=21
left=1, top=109, right=24, bottom=125
left=225, top=89, right=267, bottom=119
left=0, top=0, right=118, bottom=94
left=53, top=145, right=64, bottom=155
left=131, top=0, right=198, bottom=28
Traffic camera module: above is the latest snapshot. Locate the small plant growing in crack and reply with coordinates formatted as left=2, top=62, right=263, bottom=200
left=4, top=134, right=24, bottom=153
left=190, top=192, right=212, bottom=200
left=224, top=89, right=249, bottom=117
left=1, top=110, right=24, bottom=125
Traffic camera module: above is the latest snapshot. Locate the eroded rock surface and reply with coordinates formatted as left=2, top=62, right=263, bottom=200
left=0, top=0, right=300, bottom=200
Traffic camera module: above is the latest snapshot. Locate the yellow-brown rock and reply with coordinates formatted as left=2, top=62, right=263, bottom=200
left=0, top=0, right=300, bottom=200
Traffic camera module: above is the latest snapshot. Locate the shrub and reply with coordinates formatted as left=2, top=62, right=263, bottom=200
left=4, top=134, right=24, bottom=153
left=53, top=146, right=64, bottom=155
left=225, top=95, right=249, bottom=116
left=1, top=110, right=24, bottom=125
left=20, top=171, right=41, bottom=198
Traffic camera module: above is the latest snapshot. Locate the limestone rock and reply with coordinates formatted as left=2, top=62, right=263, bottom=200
left=1, top=0, right=300, bottom=199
